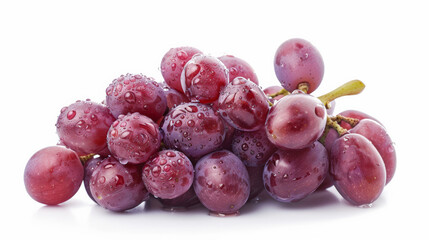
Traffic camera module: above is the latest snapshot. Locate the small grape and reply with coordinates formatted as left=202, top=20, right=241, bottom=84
left=218, top=55, right=259, bottom=85
left=24, top=146, right=84, bottom=205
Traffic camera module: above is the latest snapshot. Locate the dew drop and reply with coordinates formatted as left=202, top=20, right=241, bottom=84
left=241, top=143, right=249, bottom=151
left=124, top=91, right=136, bottom=103
left=67, top=110, right=76, bottom=120
left=177, top=50, right=188, bottom=60
left=120, top=130, right=132, bottom=139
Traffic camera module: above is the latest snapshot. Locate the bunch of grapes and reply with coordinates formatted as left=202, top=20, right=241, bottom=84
left=24, top=38, right=396, bottom=216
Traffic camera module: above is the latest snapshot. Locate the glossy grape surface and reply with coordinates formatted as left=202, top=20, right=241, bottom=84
left=181, top=54, right=229, bottom=104
left=83, top=156, right=103, bottom=203
left=107, top=112, right=161, bottom=165
left=231, top=128, right=277, bottom=167
left=161, top=46, right=203, bottom=93
left=274, top=38, right=324, bottom=94
left=24, top=146, right=84, bottom=205
left=266, top=92, right=327, bottom=149
left=105, top=73, right=167, bottom=121
left=90, top=156, right=149, bottom=212
left=218, top=77, right=269, bottom=131
left=142, top=150, right=194, bottom=199
left=330, top=134, right=386, bottom=206
left=247, top=165, right=265, bottom=201
left=56, top=100, right=115, bottom=156
left=263, top=142, right=328, bottom=202
left=218, top=55, right=259, bottom=85
left=160, top=82, right=190, bottom=111
left=158, top=185, right=200, bottom=209
left=349, top=119, right=396, bottom=184
left=161, top=103, right=225, bottom=162
left=194, top=150, right=250, bottom=215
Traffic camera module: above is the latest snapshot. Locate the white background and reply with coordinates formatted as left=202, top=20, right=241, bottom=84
left=1, top=0, right=427, bottom=239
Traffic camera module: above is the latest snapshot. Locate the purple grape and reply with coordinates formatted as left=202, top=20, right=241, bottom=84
left=266, top=92, right=327, bottom=149
left=105, top=73, right=167, bottom=122
left=56, top=99, right=115, bottom=156
left=231, top=128, right=277, bottom=167
left=158, top=185, right=200, bottom=209
left=24, top=146, right=84, bottom=205
left=263, top=85, right=286, bottom=104
left=194, top=150, right=250, bottom=216
left=338, top=109, right=382, bottom=130
left=181, top=54, right=229, bottom=104
left=349, top=119, right=396, bottom=185
left=83, top=156, right=103, bottom=203
left=330, top=133, right=386, bottom=206
left=160, top=82, right=190, bottom=110
left=263, top=142, right=328, bottom=202
left=274, top=38, right=324, bottom=93
left=218, top=55, right=259, bottom=85
left=161, top=103, right=225, bottom=162
left=246, top=165, right=265, bottom=201
left=142, top=150, right=194, bottom=199
left=161, top=46, right=203, bottom=93
left=107, top=112, right=161, bottom=165
left=90, top=156, right=149, bottom=212
left=218, top=77, right=269, bottom=131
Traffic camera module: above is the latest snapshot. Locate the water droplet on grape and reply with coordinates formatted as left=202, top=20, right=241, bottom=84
left=177, top=50, right=188, bottom=60
left=120, top=130, right=131, bottom=139
left=241, top=143, right=249, bottom=151
left=166, top=151, right=176, bottom=157
left=124, top=91, right=136, bottom=103
left=67, top=110, right=76, bottom=120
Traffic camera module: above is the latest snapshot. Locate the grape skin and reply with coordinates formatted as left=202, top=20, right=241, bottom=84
left=218, top=55, right=259, bottom=85
left=349, top=119, right=396, bottom=185
left=330, top=133, right=386, bottom=206
left=274, top=38, right=324, bottom=94
left=24, top=146, right=84, bottom=205
left=263, top=142, right=328, bottom=202
left=266, top=92, right=327, bottom=150
left=194, top=150, right=250, bottom=215
left=90, top=156, right=149, bottom=212
left=83, top=156, right=104, bottom=203
left=56, top=99, right=115, bottom=156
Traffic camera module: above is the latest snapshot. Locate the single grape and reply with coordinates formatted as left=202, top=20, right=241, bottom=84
left=349, top=119, right=396, bottom=184
left=105, top=73, right=167, bottom=122
left=246, top=165, right=265, bottom=201
left=266, top=92, right=327, bottom=149
left=218, top=77, right=269, bottom=131
left=90, top=156, right=149, bottom=212
left=24, top=146, right=84, bottom=205
left=330, top=133, right=386, bottom=206
left=83, top=156, right=104, bottom=203
left=194, top=150, right=250, bottom=216
left=56, top=99, right=115, bottom=156
left=161, top=46, right=203, bottom=93
left=160, top=82, right=190, bottom=110
left=231, top=128, right=277, bottom=167
left=326, top=100, right=336, bottom=115
left=263, top=142, right=328, bottom=202
left=161, top=103, right=225, bottom=162
left=142, top=150, right=194, bottom=199
left=263, top=85, right=286, bottom=104
left=338, top=109, right=382, bottom=130
left=181, top=54, right=229, bottom=104
left=158, top=185, right=200, bottom=209
left=107, top=112, right=161, bottom=165
left=274, top=38, right=324, bottom=94
left=218, top=55, right=259, bottom=85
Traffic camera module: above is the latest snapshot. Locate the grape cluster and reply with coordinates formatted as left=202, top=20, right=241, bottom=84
left=24, top=38, right=396, bottom=216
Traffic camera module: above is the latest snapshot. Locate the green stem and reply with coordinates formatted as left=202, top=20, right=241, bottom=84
left=318, top=80, right=365, bottom=107
left=269, top=88, right=290, bottom=98
left=298, top=82, right=309, bottom=93
left=79, top=153, right=96, bottom=165
left=332, top=114, right=360, bottom=128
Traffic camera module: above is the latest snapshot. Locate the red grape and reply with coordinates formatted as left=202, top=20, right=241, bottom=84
left=194, top=150, right=250, bottom=216
left=263, top=142, right=328, bottom=202
left=160, top=82, right=190, bottom=110
left=330, top=133, right=386, bottom=206
left=274, top=38, right=324, bottom=93
left=263, top=85, right=285, bottom=104
left=231, top=128, right=277, bottom=167
left=349, top=119, right=396, bottom=184
left=218, top=55, right=259, bottom=85
left=107, top=112, right=161, bottom=165
left=266, top=92, right=327, bottom=149
left=161, top=46, right=203, bottom=93
left=161, top=103, right=225, bottom=162
left=142, top=150, right=194, bottom=199
left=218, top=77, right=269, bottom=131
left=158, top=185, right=200, bottom=209
left=105, top=73, right=167, bottom=121
left=90, top=156, right=149, bottom=212
left=56, top=99, right=115, bottom=156
left=338, top=109, right=382, bottom=130
left=181, top=54, right=229, bottom=104
left=24, top=146, right=84, bottom=205
left=83, top=156, right=103, bottom=203
left=246, top=165, right=265, bottom=201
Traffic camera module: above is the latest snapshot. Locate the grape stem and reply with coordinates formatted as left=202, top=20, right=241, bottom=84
left=79, top=153, right=96, bottom=165
left=319, top=114, right=361, bottom=145
left=269, top=88, right=290, bottom=98
left=298, top=82, right=309, bottom=93
left=332, top=114, right=360, bottom=128
left=318, top=80, right=365, bottom=108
